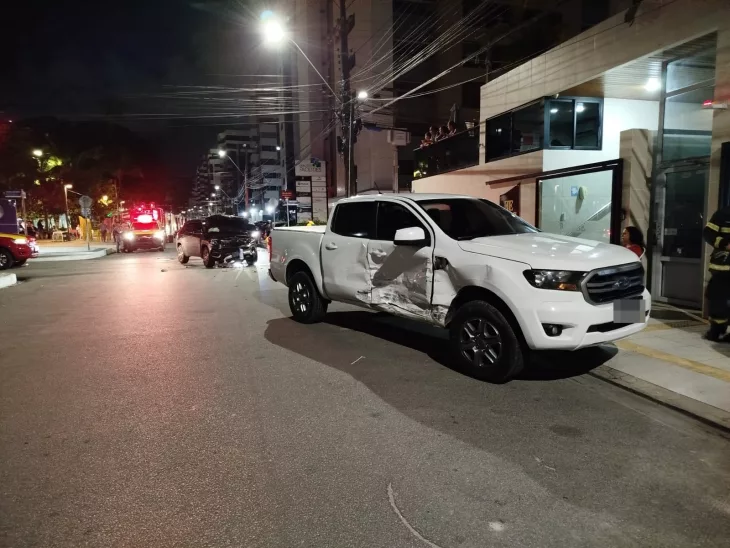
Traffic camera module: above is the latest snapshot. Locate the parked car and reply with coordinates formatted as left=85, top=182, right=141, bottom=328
left=269, top=194, right=650, bottom=382
left=176, top=215, right=259, bottom=268
left=0, top=233, right=39, bottom=270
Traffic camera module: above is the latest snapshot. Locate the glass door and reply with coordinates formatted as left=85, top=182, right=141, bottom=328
left=651, top=163, right=709, bottom=307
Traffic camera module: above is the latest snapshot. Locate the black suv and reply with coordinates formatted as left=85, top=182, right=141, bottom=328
left=176, top=215, right=259, bottom=268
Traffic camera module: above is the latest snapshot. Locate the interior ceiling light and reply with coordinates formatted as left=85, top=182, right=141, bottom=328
left=645, top=78, right=661, bottom=92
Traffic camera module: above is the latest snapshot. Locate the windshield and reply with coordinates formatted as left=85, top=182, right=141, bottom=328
left=417, top=198, right=538, bottom=240
left=132, top=222, right=158, bottom=231
left=206, top=217, right=255, bottom=234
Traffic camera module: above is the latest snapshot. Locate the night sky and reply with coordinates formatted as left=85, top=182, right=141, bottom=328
left=1, top=0, right=273, bottom=177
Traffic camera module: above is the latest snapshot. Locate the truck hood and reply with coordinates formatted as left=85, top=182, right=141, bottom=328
left=458, top=233, right=639, bottom=271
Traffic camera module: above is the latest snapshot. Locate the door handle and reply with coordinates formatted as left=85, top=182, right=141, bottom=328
left=325, top=242, right=338, bottom=250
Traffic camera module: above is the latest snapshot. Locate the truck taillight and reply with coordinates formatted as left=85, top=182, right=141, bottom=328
left=267, top=236, right=272, bottom=262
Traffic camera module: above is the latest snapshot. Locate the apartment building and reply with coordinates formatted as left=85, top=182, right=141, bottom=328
left=412, top=0, right=730, bottom=310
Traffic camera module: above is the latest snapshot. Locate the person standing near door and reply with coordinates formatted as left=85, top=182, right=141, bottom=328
left=702, top=205, right=730, bottom=341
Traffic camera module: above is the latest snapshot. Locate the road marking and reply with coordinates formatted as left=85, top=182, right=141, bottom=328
left=351, top=356, right=365, bottom=365
left=387, top=483, right=443, bottom=548
left=616, top=340, right=730, bottom=382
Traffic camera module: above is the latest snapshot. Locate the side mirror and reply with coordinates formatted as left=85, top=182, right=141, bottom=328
left=394, top=227, right=427, bottom=246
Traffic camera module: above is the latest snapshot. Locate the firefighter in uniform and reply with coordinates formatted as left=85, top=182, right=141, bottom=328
left=703, top=205, right=730, bottom=341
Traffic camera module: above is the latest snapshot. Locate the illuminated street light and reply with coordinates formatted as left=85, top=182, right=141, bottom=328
left=215, top=185, right=221, bottom=190
left=276, top=146, right=281, bottom=151
left=262, top=18, right=287, bottom=45
left=102, top=195, right=109, bottom=201
left=64, top=184, right=73, bottom=190
left=32, top=149, right=43, bottom=157
left=218, top=149, right=227, bottom=158
left=357, top=90, right=368, bottom=100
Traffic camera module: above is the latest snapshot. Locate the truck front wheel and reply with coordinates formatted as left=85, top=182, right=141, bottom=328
left=449, top=300, right=524, bottom=383
left=288, top=271, right=327, bottom=324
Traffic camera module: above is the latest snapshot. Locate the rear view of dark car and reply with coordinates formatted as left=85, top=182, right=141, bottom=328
left=176, top=215, right=259, bottom=268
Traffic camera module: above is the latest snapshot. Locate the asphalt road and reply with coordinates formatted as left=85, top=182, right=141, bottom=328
left=1, top=249, right=729, bottom=548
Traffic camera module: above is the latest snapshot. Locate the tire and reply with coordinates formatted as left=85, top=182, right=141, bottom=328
left=158, top=245, right=165, bottom=252
left=202, top=246, right=215, bottom=268
left=177, top=245, right=189, bottom=264
left=288, top=271, right=328, bottom=324
left=449, top=300, right=524, bottom=383
left=0, top=248, right=15, bottom=270
left=13, top=259, right=27, bottom=267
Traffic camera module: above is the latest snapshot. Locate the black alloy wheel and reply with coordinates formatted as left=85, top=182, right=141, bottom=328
left=0, top=248, right=14, bottom=270
left=449, top=300, right=524, bottom=383
left=288, top=271, right=327, bottom=323
left=202, top=247, right=215, bottom=268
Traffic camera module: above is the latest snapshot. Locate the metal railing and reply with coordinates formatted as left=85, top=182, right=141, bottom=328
left=413, top=129, right=479, bottom=179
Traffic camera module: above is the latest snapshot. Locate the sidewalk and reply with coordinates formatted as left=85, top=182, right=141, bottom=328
left=595, top=304, right=730, bottom=430
left=34, top=240, right=116, bottom=262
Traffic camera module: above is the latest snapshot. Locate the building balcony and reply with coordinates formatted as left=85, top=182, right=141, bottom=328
left=413, top=128, right=479, bottom=179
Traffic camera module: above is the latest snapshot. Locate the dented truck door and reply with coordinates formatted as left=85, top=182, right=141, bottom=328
left=367, top=200, right=434, bottom=321
left=321, top=200, right=375, bottom=305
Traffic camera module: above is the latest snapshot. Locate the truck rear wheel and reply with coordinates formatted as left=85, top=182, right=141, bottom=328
left=0, top=248, right=14, bottom=270
left=288, top=271, right=327, bottom=324
left=449, top=300, right=524, bottom=383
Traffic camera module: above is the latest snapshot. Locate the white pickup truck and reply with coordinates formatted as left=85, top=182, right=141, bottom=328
left=269, top=194, right=649, bottom=381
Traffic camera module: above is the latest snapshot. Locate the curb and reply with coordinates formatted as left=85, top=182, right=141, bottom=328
left=0, top=272, right=18, bottom=289
left=589, top=364, right=730, bottom=434
left=34, top=248, right=115, bottom=262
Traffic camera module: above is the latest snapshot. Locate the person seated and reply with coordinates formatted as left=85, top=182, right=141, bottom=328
left=436, top=126, right=449, bottom=141
left=421, top=132, right=433, bottom=147
left=429, top=126, right=438, bottom=141
left=447, top=121, right=458, bottom=136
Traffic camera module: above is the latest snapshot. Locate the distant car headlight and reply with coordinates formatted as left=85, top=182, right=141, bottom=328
left=14, top=237, right=28, bottom=245
left=123, top=232, right=135, bottom=241
left=523, top=270, right=585, bottom=291
left=154, top=230, right=165, bottom=240
left=251, top=230, right=261, bottom=239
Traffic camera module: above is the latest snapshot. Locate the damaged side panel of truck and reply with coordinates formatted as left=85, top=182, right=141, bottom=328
left=367, top=240, right=433, bottom=321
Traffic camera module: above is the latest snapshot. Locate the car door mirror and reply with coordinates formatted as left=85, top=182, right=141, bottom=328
left=394, top=227, right=427, bottom=246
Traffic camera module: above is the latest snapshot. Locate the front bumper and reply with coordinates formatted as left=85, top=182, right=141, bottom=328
left=13, top=243, right=39, bottom=260
left=517, top=289, right=651, bottom=350
left=125, top=236, right=164, bottom=249
left=211, top=245, right=256, bottom=260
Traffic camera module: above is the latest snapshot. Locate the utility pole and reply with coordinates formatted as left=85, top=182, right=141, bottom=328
left=338, top=0, right=357, bottom=197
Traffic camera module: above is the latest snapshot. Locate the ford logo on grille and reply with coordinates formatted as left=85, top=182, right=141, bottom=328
left=613, top=276, right=630, bottom=290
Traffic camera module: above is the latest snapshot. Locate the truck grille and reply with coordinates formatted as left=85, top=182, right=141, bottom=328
left=581, top=263, right=644, bottom=305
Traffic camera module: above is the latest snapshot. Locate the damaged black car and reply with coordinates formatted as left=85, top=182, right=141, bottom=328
left=176, top=215, right=260, bottom=268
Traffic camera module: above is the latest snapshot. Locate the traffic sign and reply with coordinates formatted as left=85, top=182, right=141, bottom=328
left=78, top=195, right=93, bottom=209
left=281, top=190, right=294, bottom=200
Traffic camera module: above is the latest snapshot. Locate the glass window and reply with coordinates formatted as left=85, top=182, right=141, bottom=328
left=662, top=86, right=714, bottom=162
left=575, top=102, right=600, bottom=147
left=331, top=202, right=376, bottom=238
left=548, top=100, right=574, bottom=147
left=376, top=202, right=426, bottom=242
left=538, top=170, right=614, bottom=243
left=206, top=216, right=255, bottom=234
left=486, top=113, right=511, bottom=161
left=661, top=169, right=706, bottom=259
left=666, top=49, right=716, bottom=93
left=417, top=198, right=537, bottom=240
left=511, top=101, right=544, bottom=154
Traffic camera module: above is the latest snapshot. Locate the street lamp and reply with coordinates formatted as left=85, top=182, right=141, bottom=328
left=215, top=185, right=220, bottom=190
left=218, top=149, right=227, bottom=158
left=32, top=149, right=43, bottom=158
left=357, top=90, right=368, bottom=100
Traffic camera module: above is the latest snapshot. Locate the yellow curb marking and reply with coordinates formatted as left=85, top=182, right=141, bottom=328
left=616, top=340, right=730, bottom=383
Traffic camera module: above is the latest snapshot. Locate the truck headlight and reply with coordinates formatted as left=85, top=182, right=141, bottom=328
left=523, top=270, right=585, bottom=291
left=14, top=237, right=28, bottom=245
left=123, top=232, right=135, bottom=241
